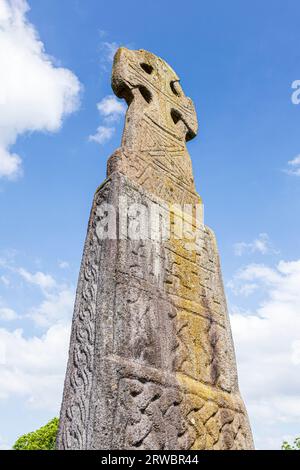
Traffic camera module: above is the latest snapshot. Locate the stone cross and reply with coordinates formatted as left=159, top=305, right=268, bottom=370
left=108, top=48, right=200, bottom=207
left=112, top=47, right=198, bottom=147
left=57, top=48, right=254, bottom=450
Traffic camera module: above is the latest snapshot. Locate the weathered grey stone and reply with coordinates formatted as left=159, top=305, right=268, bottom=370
left=57, top=48, right=254, bottom=450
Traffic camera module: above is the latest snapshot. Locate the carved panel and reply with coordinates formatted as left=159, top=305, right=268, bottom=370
left=111, top=377, right=251, bottom=450
left=58, top=183, right=111, bottom=449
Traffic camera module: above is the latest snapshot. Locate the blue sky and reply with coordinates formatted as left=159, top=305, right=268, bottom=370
left=0, top=0, right=300, bottom=450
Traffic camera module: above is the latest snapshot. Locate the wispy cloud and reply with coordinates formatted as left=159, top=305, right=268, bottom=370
left=101, top=41, right=119, bottom=62
left=227, top=279, right=258, bottom=297
left=284, top=155, right=300, bottom=176
left=58, top=260, right=69, bottom=270
left=1, top=258, right=74, bottom=327
left=89, top=95, right=126, bottom=145
left=88, top=36, right=126, bottom=146
left=234, top=233, right=277, bottom=256
left=228, top=262, right=279, bottom=296
left=0, top=275, right=10, bottom=287
left=17, top=268, right=56, bottom=292
left=15, top=267, right=74, bottom=328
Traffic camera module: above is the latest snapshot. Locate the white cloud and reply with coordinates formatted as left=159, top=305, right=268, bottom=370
left=1, top=255, right=57, bottom=291
left=89, top=37, right=125, bottom=147
left=0, top=257, right=74, bottom=412
left=289, top=155, right=300, bottom=165
left=28, top=286, right=74, bottom=328
left=89, top=95, right=125, bottom=145
left=97, top=95, right=126, bottom=122
left=89, top=125, right=115, bottom=145
left=0, top=322, right=71, bottom=410
left=234, top=233, right=276, bottom=256
left=0, top=0, right=81, bottom=179
left=0, top=261, right=74, bottom=327
left=230, top=258, right=300, bottom=448
left=0, top=148, right=21, bottom=180
left=291, top=340, right=300, bottom=365
left=18, top=268, right=56, bottom=291
left=16, top=268, right=74, bottom=328
left=0, top=307, right=18, bottom=321
left=284, top=155, right=300, bottom=176
left=228, top=263, right=279, bottom=296
left=228, top=279, right=258, bottom=297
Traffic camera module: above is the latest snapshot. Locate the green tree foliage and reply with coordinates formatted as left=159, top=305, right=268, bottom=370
left=282, top=437, right=300, bottom=450
left=13, top=418, right=59, bottom=450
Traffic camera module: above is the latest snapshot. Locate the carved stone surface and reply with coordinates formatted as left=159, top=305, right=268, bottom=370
left=57, top=48, right=254, bottom=450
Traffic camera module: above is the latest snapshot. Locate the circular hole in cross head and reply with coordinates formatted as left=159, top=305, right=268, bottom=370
left=140, top=63, right=153, bottom=75
left=171, top=108, right=181, bottom=125
left=138, top=85, right=152, bottom=103
left=170, top=80, right=181, bottom=97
